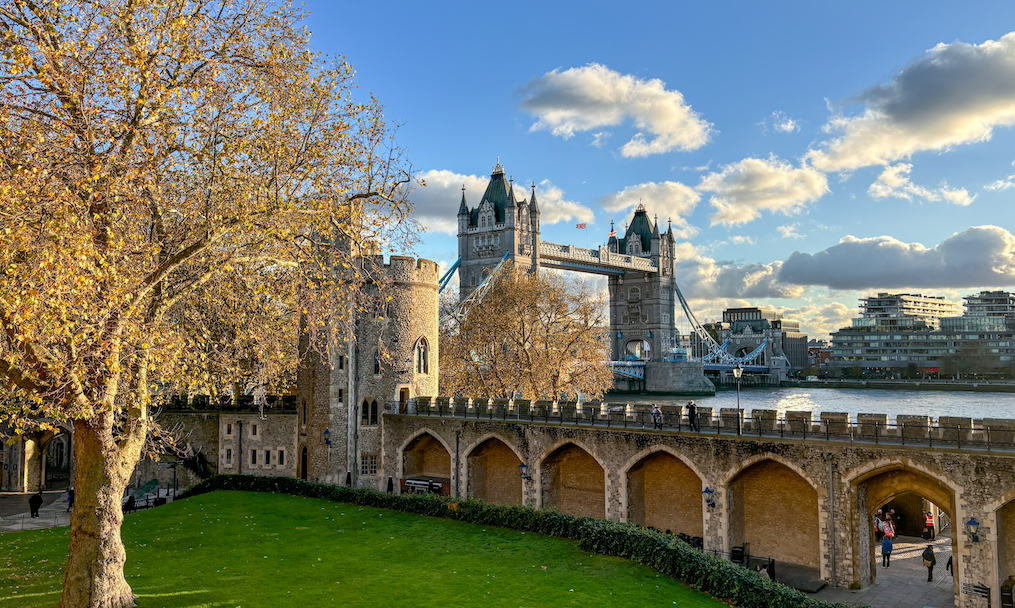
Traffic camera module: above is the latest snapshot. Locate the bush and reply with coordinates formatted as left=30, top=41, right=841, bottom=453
left=179, top=475, right=860, bottom=608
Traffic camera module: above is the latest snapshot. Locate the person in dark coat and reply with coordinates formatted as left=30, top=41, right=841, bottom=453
left=923, top=545, right=937, bottom=581
left=881, top=536, right=893, bottom=567
left=28, top=491, right=43, bottom=518
left=686, top=401, right=699, bottom=432
left=66, top=487, right=74, bottom=512
left=652, top=404, right=663, bottom=430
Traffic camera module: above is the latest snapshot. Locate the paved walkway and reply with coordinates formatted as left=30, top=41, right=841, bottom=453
left=816, top=534, right=955, bottom=608
left=0, top=490, right=73, bottom=532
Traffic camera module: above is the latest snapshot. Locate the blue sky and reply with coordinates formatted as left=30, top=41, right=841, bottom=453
left=304, top=1, right=1015, bottom=338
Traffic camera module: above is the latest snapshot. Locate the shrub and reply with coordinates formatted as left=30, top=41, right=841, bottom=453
left=179, top=475, right=860, bottom=608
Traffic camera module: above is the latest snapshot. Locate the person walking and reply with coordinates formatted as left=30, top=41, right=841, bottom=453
left=874, top=510, right=885, bottom=541
left=66, top=487, right=74, bottom=512
left=686, top=401, right=699, bottom=432
left=924, top=511, right=936, bottom=540
left=882, top=535, right=893, bottom=568
left=923, top=545, right=937, bottom=581
left=652, top=404, right=663, bottom=430
left=28, top=491, right=43, bottom=518
left=883, top=514, right=896, bottom=541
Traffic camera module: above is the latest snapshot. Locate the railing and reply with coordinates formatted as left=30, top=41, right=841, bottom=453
left=396, top=400, right=1015, bottom=452
left=539, top=241, right=659, bottom=273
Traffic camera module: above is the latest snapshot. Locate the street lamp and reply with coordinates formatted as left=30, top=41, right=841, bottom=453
left=702, top=486, right=716, bottom=509
left=518, top=462, right=532, bottom=481
left=732, top=363, right=744, bottom=435
left=966, top=517, right=980, bottom=542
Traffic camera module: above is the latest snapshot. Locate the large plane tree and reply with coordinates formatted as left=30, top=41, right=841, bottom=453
left=0, top=1, right=413, bottom=606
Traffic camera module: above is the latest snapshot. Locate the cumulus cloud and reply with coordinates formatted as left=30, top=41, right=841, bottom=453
left=520, top=63, right=712, bottom=157
left=778, top=225, right=1015, bottom=289
left=697, top=156, right=829, bottom=226
left=412, top=170, right=593, bottom=235
left=599, top=181, right=700, bottom=238
left=778, top=224, right=805, bottom=239
left=807, top=32, right=1015, bottom=172
left=867, top=163, right=975, bottom=205
left=673, top=243, right=805, bottom=300
left=984, top=175, right=1015, bottom=191
left=729, top=235, right=755, bottom=245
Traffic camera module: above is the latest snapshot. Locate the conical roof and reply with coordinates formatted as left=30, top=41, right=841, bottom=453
left=618, top=204, right=654, bottom=254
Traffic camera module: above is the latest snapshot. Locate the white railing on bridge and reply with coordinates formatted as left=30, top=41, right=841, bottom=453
left=540, top=241, right=658, bottom=273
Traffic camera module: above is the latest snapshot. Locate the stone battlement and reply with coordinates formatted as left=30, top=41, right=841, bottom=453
left=360, top=255, right=439, bottom=285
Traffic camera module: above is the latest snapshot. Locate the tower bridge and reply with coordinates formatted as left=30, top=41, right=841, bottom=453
left=452, top=160, right=775, bottom=392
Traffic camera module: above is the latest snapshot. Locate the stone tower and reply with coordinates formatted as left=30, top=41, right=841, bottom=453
left=457, top=159, right=540, bottom=299
left=606, top=205, right=679, bottom=362
left=296, top=255, right=439, bottom=490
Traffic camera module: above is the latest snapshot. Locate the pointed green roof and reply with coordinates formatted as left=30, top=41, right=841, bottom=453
left=618, top=204, right=655, bottom=254
left=468, top=160, right=524, bottom=226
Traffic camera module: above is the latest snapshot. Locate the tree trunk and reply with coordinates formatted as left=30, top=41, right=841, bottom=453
left=57, top=418, right=137, bottom=608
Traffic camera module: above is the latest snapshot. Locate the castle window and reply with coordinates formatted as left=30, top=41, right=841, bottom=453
left=338, top=355, right=344, bottom=370
left=371, top=400, right=378, bottom=425
left=361, top=400, right=378, bottom=426
left=225, top=449, right=232, bottom=465
left=414, top=337, right=429, bottom=375
left=360, top=454, right=378, bottom=476
left=226, top=423, right=232, bottom=435
left=278, top=450, right=285, bottom=466
left=338, top=389, right=344, bottom=403
left=481, top=216, right=486, bottom=227
left=251, top=449, right=257, bottom=465
left=251, top=424, right=258, bottom=436
left=302, top=402, right=307, bottom=425
left=374, top=351, right=381, bottom=375
left=265, top=449, right=271, bottom=465
left=629, top=286, right=641, bottom=301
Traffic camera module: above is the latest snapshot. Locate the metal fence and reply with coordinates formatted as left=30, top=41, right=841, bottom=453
left=398, top=400, right=1015, bottom=452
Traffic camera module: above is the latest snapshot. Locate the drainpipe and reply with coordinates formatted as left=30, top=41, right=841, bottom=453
left=824, top=452, right=837, bottom=586
left=352, top=344, right=360, bottom=487
left=455, top=432, right=460, bottom=498
left=237, top=420, right=243, bottom=475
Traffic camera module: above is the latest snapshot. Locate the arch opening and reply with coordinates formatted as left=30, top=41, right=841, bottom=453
left=540, top=443, right=604, bottom=519
left=625, top=339, right=651, bottom=361
left=466, top=437, right=521, bottom=506
left=998, top=497, right=1015, bottom=596
left=402, top=432, right=451, bottom=493
left=627, top=451, right=702, bottom=537
left=727, top=459, right=820, bottom=573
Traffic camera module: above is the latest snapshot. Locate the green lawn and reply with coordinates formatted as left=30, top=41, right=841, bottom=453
left=1, top=491, right=726, bottom=607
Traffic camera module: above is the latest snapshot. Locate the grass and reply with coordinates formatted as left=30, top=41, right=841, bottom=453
left=2, top=490, right=728, bottom=608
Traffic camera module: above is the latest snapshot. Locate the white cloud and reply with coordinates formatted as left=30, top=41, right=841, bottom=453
left=673, top=243, right=805, bottom=300
left=599, top=181, right=700, bottom=238
left=412, top=169, right=594, bottom=235
left=697, top=156, right=829, bottom=226
left=534, top=179, right=596, bottom=225
left=520, top=63, right=712, bottom=157
left=807, top=32, right=1015, bottom=172
left=778, top=225, right=1015, bottom=289
left=778, top=224, right=805, bottom=239
left=788, top=301, right=855, bottom=339
left=761, top=111, right=800, bottom=133
left=867, top=163, right=975, bottom=206
left=729, top=235, right=755, bottom=245
left=984, top=175, right=1015, bottom=191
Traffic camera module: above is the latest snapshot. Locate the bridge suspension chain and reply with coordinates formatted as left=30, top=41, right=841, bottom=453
left=439, top=251, right=510, bottom=330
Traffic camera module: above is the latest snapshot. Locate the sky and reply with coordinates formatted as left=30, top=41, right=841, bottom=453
left=302, top=1, right=1015, bottom=339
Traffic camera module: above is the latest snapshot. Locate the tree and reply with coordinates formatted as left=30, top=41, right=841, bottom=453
left=0, top=2, right=413, bottom=606
left=440, top=265, right=613, bottom=401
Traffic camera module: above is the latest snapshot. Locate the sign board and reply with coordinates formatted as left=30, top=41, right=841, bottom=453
left=962, top=583, right=991, bottom=599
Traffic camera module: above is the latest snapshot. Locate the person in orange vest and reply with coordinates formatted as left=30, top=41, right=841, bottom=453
left=924, top=511, right=936, bottom=540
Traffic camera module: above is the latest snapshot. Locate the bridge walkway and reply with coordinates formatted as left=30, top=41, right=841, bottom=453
left=402, top=405, right=1015, bottom=453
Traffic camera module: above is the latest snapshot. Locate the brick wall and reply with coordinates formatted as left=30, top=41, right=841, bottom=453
left=466, top=438, right=522, bottom=506
left=627, top=451, right=703, bottom=536
left=540, top=444, right=605, bottom=519
left=403, top=433, right=451, bottom=481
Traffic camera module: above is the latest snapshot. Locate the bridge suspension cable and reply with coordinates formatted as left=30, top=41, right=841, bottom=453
left=674, top=283, right=768, bottom=367
left=439, top=251, right=510, bottom=329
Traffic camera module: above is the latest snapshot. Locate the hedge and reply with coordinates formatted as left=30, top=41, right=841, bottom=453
left=179, top=475, right=861, bottom=608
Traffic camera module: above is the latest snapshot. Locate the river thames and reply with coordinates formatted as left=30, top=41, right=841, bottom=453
left=609, top=387, right=1015, bottom=421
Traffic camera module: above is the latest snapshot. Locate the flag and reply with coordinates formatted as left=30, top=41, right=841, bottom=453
left=608, top=230, right=616, bottom=237
left=576, top=223, right=586, bottom=229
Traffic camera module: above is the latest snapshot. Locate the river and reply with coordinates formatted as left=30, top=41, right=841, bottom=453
left=607, top=387, right=1015, bottom=421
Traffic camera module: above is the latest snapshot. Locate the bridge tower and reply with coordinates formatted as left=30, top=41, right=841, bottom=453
left=457, top=159, right=540, bottom=300
left=606, top=205, right=678, bottom=363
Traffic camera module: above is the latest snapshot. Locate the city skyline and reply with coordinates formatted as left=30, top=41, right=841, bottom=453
left=303, top=1, right=1015, bottom=338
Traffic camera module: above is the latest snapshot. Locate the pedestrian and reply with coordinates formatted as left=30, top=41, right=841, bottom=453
left=652, top=404, right=663, bottom=430
left=889, top=508, right=900, bottom=531
left=28, top=490, right=43, bottom=518
left=923, top=545, right=937, bottom=581
left=946, top=555, right=953, bottom=576
left=924, top=511, right=936, bottom=540
left=874, top=510, right=885, bottom=541
left=66, top=487, right=74, bottom=513
left=882, top=535, right=893, bottom=568
left=687, top=401, right=699, bottom=432
left=756, top=564, right=770, bottom=579
left=883, top=514, right=896, bottom=540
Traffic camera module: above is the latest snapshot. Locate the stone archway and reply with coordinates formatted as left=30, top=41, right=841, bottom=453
left=624, top=447, right=704, bottom=537
left=845, top=459, right=961, bottom=602
left=725, top=457, right=821, bottom=574
left=538, top=442, right=605, bottom=519
left=990, top=490, right=1015, bottom=606
left=465, top=436, right=522, bottom=506
left=401, top=431, right=452, bottom=482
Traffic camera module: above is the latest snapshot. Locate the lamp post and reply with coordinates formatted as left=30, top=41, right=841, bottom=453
left=966, top=517, right=980, bottom=542
left=732, top=363, right=744, bottom=435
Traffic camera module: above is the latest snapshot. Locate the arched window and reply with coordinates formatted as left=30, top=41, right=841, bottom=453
left=629, top=286, right=641, bottom=301
left=481, top=216, right=486, bottom=227
left=302, top=400, right=307, bottom=426
left=414, top=337, right=429, bottom=374
left=371, top=400, right=379, bottom=425
left=361, top=399, right=379, bottom=426
left=374, top=351, right=381, bottom=375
